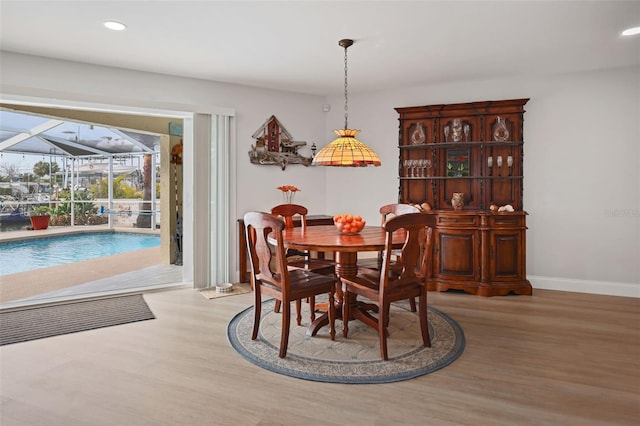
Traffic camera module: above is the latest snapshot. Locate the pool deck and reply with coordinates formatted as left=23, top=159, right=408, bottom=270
left=0, top=226, right=184, bottom=307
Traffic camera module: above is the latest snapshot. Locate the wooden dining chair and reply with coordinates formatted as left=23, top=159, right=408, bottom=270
left=270, top=203, right=336, bottom=323
left=357, top=203, right=422, bottom=311
left=244, top=211, right=336, bottom=358
left=340, top=212, right=435, bottom=360
left=358, top=203, right=421, bottom=270
left=270, top=204, right=336, bottom=275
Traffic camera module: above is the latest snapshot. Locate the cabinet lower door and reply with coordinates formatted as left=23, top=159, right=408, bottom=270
left=489, top=230, right=525, bottom=282
left=433, top=229, right=480, bottom=293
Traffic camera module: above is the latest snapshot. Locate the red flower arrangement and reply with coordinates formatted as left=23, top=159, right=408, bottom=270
left=277, top=185, right=300, bottom=204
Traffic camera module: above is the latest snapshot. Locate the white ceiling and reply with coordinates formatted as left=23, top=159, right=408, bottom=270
left=1, top=1, right=639, bottom=96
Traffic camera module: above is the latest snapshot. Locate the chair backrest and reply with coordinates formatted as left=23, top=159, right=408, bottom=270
left=270, top=203, right=308, bottom=230
left=243, top=211, right=288, bottom=291
left=380, top=212, right=435, bottom=290
left=378, top=203, right=420, bottom=225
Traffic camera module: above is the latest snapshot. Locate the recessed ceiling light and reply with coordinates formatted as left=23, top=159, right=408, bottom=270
left=622, top=26, right=640, bottom=36
left=104, top=21, right=127, bottom=31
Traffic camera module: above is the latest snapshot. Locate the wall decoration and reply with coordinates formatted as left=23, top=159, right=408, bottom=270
left=248, top=115, right=313, bottom=170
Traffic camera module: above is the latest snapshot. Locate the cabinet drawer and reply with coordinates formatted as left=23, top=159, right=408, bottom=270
left=488, top=214, right=525, bottom=227
left=436, top=214, right=479, bottom=226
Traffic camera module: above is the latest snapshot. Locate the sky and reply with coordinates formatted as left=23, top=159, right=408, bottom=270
left=0, top=153, right=56, bottom=176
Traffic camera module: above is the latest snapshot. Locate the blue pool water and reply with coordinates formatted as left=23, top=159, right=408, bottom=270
left=0, top=232, right=160, bottom=276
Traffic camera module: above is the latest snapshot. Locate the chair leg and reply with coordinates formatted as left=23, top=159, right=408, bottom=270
left=419, top=291, right=431, bottom=347
left=383, top=302, right=391, bottom=328
left=252, top=290, right=262, bottom=340
left=295, top=299, right=302, bottom=325
left=280, top=301, right=291, bottom=358
left=379, top=300, right=389, bottom=361
left=309, top=296, right=316, bottom=322
left=328, top=290, right=335, bottom=341
left=279, top=299, right=304, bottom=326
left=342, top=289, right=350, bottom=338
left=409, top=297, right=417, bottom=312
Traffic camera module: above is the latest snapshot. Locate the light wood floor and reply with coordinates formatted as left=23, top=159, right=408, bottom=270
left=1, top=288, right=638, bottom=426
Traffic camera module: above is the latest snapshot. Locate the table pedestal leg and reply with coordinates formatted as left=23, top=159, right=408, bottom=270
left=306, top=251, right=356, bottom=336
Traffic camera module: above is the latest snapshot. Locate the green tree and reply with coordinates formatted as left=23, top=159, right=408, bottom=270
left=33, top=161, right=60, bottom=179
left=32, top=161, right=60, bottom=193
left=91, top=176, right=142, bottom=199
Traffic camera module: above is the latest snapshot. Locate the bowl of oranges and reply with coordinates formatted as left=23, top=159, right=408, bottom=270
left=333, top=213, right=366, bottom=235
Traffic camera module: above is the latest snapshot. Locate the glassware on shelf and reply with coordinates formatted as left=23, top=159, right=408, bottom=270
left=487, top=156, right=494, bottom=168
left=414, top=159, right=423, bottom=177
left=424, top=159, right=432, bottom=176
left=412, top=159, right=420, bottom=177
left=444, top=126, right=450, bottom=142
left=463, top=124, right=470, bottom=142
left=415, top=159, right=432, bottom=177
left=507, top=155, right=513, bottom=168
left=496, top=156, right=503, bottom=168
left=408, top=159, right=417, bottom=177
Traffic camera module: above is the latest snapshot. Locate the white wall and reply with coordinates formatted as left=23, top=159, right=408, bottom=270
left=323, top=66, right=640, bottom=296
left=2, top=52, right=638, bottom=296
left=0, top=52, right=329, bottom=285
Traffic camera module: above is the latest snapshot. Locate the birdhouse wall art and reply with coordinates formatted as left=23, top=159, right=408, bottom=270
left=248, top=115, right=313, bottom=170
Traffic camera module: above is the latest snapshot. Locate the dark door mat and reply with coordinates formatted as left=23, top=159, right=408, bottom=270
left=1, top=294, right=155, bottom=345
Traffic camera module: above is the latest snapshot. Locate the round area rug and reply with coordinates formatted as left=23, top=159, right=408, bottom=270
left=227, top=299, right=465, bottom=383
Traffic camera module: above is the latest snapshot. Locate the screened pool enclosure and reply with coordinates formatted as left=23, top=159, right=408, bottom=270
left=0, top=108, right=163, bottom=230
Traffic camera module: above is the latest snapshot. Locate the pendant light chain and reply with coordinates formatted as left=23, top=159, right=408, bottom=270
left=311, top=38, right=381, bottom=167
left=343, top=43, right=349, bottom=130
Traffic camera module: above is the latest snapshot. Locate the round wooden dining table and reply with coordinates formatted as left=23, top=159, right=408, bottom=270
left=269, top=224, right=406, bottom=336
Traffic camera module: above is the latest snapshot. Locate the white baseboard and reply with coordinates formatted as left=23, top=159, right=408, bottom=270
left=529, top=275, right=640, bottom=298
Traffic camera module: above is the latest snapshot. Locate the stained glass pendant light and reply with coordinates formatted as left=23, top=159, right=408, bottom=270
left=312, top=39, right=381, bottom=167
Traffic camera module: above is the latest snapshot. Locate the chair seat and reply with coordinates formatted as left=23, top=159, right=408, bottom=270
left=258, top=270, right=335, bottom=305
left=287, top=269, right=337, bottom=296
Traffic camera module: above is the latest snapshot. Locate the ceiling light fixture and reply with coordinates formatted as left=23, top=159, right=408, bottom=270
left=312, top=39, right=381, bottom=167
left=622, top=26, right=640, bottom=36
left=104, top=21, right=127, bottom=31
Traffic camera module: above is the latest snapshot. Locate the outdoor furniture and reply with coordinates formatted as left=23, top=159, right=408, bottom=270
left=244, top=211, right=336, bottom=358
left=340, top=212, right=435, bottom=360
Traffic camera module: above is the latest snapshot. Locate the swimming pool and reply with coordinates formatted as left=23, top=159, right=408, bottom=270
left=0, top=232, right=161, bottom=276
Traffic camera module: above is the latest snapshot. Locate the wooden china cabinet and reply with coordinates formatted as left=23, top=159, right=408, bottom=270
left=396, top=99, right=532, bottom=296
